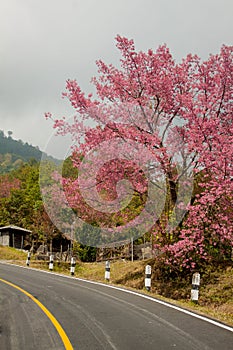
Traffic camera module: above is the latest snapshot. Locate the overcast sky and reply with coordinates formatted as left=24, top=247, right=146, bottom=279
left=1, top=0, right=232, bottom=158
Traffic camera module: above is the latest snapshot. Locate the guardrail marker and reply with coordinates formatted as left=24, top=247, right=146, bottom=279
left=145, top=264, right=151, bottom=291
left=105, top=260, right=110, bottom=281
left=70, top=257, right=76, bottom=276
left=49, top=254, right=54, bottom=271
left=191, top=272, right=200, bottom=302
left=26, top=252, right=31, bottom=266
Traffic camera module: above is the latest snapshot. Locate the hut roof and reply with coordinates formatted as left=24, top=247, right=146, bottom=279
left=0, top=225, right=32, bottom=233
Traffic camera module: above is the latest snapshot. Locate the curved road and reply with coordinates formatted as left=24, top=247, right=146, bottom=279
left=0, top=262, right=232, bottom=349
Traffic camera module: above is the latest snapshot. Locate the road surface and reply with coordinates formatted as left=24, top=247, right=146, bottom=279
left=0, top=262, right=232, bottom=349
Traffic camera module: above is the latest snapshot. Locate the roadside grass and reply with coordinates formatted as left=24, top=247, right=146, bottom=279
left=0, top=245, right=27, bottom=260
left=1, top=245, right=232, bottom=327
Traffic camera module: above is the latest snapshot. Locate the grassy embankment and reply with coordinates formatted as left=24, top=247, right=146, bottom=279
left=0, top=245, right=232, bottom=327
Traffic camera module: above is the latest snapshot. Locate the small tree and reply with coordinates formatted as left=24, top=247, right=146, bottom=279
left=7, top=130, right=13, bottom=138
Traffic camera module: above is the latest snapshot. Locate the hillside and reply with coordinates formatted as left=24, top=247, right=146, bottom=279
left=0, top=130, right=59, bottom=173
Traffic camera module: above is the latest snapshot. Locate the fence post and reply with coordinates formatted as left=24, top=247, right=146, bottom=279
left=145, top=264, right=151, bottom=291
left=105, top=260, right=110, bottom=281
left=49, top=254, right=54, bottom=271
left=191, top=272, right=200, bottom=302
left=26, top=252, right=31, bottom=266
left=70, top=257, right=76, bottom=276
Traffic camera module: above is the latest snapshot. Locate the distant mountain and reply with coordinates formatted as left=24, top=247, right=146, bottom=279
left=0, top=130, right=60, bottom=173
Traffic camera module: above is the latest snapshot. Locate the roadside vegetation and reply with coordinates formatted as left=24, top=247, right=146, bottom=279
left=1, top=245, right=232, bottom=327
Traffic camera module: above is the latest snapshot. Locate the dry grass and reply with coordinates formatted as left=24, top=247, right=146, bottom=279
left=0, top=245, right=27, bottom=260
left=1, top=245, right=232, bottom=327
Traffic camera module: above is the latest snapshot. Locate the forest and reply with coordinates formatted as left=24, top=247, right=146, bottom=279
left=0, top=130, right=58, bottom=174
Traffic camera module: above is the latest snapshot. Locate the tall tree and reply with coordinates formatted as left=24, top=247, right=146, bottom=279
left=45, top=36, right=233, bottom=270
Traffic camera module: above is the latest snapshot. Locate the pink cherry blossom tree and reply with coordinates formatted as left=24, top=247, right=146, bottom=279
left=45, top=36, right=233, bottom=271
left=0, top=174, right=21, bottom=198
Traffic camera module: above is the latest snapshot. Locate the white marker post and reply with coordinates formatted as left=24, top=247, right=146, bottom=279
left=145, top=264, right=152, bottom=291
left=70, top=257, right=76, bottom=276
left=191, top=272, right=200, bottom=302
left=26, top=252, right=31, bottom=266
left=105, top=260, right=110, bottom=281
left=49, top=254, right=54, bottom=271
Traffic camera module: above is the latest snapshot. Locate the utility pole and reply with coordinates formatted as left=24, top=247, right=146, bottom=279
left=131, top=237, right=134, bottom=262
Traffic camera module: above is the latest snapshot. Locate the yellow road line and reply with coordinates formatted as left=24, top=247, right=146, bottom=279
left=0, top=278, right=74, bottom=350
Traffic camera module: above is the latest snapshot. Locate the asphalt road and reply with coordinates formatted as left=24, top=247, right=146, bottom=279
left=0, top=263, right=232, bottom=350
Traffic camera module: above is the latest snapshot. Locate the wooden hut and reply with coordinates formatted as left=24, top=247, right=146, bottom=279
left=0, top=225, right=31, bottom=249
